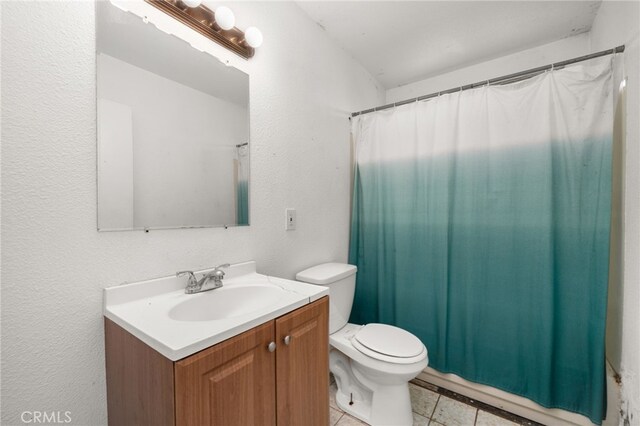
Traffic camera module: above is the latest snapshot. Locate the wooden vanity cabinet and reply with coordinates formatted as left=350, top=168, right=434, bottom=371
left=105, top=296, right=329, bottom=426
left=275, top=299, right=329, bottom=425
left=175, top=321, right=277, bottom=426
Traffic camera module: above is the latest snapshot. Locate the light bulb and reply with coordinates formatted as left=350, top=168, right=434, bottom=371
left=215, top=6, right=235, bottom=30
left=245, top=26, right=263, bottom=48
left=182, top=0, right=202, bottom=7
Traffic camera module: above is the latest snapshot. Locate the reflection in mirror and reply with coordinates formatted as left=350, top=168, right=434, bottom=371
left=96, top=1, right=249, bottom=231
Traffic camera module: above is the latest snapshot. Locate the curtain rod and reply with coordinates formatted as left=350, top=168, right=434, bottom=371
left=351, top=45, right=625, bottom=118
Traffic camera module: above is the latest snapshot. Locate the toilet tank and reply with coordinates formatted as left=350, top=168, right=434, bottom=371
left=296, top=263, right=357, bottom=334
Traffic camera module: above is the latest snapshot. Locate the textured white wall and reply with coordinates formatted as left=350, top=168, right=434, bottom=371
left=385, top=34, right=590, bottom=104
left=0, top=1, right=383, bottom=424
left=590, top=2, right=640, bottom=424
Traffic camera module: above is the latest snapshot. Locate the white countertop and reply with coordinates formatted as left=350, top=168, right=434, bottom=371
left=103, top=261, right=328, bottom=361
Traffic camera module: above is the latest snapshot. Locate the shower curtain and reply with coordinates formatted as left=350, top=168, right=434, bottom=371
left=349, top=57, right=613, bottom=423
left=236, top=144, right=249, bottom=225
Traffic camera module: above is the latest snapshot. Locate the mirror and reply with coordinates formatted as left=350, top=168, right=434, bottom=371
left=96, top=2, right=249, bottom=231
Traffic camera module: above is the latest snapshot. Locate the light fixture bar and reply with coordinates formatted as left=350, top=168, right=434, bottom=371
left=144, top=0, right=255, bottom=59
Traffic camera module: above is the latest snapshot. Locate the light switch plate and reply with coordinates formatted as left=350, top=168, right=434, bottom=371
left=285, top=208, right=296, bottom=231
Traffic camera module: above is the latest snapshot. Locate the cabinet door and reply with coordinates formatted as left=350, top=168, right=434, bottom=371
left=175, top=321, right=276, bottom=426
left=105, top=318, right=175, bottom=426
left=275, top=297, right=329, bottom=426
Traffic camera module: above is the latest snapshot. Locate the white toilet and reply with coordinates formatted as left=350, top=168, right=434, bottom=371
left=296, top=263, right=428, bottom=426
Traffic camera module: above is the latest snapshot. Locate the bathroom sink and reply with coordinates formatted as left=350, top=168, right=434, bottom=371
left=168, top=285, right=285, bottom=321
left=103, top=261, right=329, bottom=360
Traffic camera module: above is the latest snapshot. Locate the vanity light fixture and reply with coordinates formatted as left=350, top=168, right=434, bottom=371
left=144, top=0, right=262, bottom=59
left=181, top=0, right=202, bottom=8
left=244, top=26, right=263, bottom=48
left=214, top=6, right=235, bottom=31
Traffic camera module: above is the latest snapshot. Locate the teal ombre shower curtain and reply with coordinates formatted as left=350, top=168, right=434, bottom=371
left=236, top=144, right=249, bottom=225
left=349, top=57, right=613, bottom=423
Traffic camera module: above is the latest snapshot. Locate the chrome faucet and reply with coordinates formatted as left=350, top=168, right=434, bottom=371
left=177, top=264, right=230, bottom=294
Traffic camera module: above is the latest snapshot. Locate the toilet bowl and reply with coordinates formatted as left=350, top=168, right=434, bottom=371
left=296, top=263, right=429, bottom=426
left=329, top=323, right=428, bottom=425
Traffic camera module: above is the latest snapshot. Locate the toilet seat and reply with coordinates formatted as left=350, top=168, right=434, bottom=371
left=351, top=323, right=426, bottom=365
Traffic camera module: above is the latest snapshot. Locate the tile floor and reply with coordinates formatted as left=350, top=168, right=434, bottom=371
left=329, top=376, right=534, bottom=426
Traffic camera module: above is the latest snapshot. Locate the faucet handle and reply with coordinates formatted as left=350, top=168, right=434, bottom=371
left=176, top=271, right=198, bottom=286
left=211, top=264, right=230, bottom=280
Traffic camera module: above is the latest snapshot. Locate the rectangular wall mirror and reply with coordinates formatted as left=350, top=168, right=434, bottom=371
left=96, top=1, right=249, bottom=231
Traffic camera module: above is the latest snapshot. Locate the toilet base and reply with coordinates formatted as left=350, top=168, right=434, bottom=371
left=330, top=349, right=417, bottom=426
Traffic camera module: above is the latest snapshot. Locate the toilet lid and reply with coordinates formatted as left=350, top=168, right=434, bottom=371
left=354, top=324, right=424, bottom=358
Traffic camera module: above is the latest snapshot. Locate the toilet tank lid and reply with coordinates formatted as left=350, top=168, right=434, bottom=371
left=296, top=263, right=357, bottom=285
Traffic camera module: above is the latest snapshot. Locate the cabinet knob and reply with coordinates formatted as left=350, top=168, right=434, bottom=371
left=283, top=335, right=291, bottom=346
left=267, top=341, right=276, bottom=352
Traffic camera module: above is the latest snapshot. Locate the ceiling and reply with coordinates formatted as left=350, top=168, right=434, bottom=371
left=97, top=1, right=248, bottom=107
left=297, top=1, right=602, bottom=89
